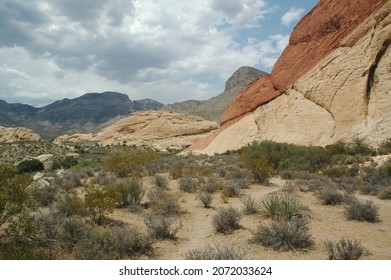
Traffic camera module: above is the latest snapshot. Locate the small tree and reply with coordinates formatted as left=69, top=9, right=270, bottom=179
left=240, top=143, right=273, bottom=183
left=85, top=186, right=120, bottom=225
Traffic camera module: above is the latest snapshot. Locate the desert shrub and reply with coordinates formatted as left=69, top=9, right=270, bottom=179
left=221, top=180, right=241, bottom=198
left=184, top=244, right=246, bottom=260
left=60, top=217, right=89, bottom=245
left=111, top=227, right=153, bottom=257
left=0, top=166, right=42, bottom=259
left=258, top=193, right=302, bottom=219
left=84, top=186, right=121, bottom=225
left=199, top=176, right=222, bottom=193
left=178, top=177, right=196, bottom=193
left=253, top=217, right=313, bottom=251
left=323, top=165, right=358, bottom=178
left=114, top=177, right=145, bottom=208
left=103, top=147, right=160, bottom=177
left=279, top=170, right=295, bottom=180
left=16, top=159, right=44, bottom=174
left=34, top=184, right=58, bottom=207
left=73, top=225, right=152, bottom=260
left=54, top=193, right=87, bottom=217
left=35, top=212, right=59, bottom=241
left=317, top=185, right=345, bottom=205
left=377, top=138, right=391, bottom=154
left=144, top=214, right=181, bottom=240
left=53, top=156, right=79, bottom=170
left=378, top=187, right=391, bottom=200
left=345, top=138, right=375, bottom=156
left=324, top=239, right=365, bottom=260
left=332, top=177, right=359, bottom=193
left=240, top=144, right=273, bottom=183
left=153, top=174, right=169, bottom=189
left=196, top=191, right=213, bottom=208
left=345, top=197, right=379, bottom=223
left=240, top=195, right=258, bottom=215
left=361, top=161, right=391, bottom=196
left=212, top=207, right=242, bottom=234
left=147, top=189, right=179, bottom=216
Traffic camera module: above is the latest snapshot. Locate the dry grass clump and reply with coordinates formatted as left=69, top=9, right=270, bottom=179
left=324, top=239, right=365, bottom=260
left=153, top=174, right=169, bottom=190
left=252, top=217, right=313, bottom=251
left=184, top=244, right=246, bottom=260
left=317, top=185, right=346, bottom=205
left=212, top=207, right=242, bottom=234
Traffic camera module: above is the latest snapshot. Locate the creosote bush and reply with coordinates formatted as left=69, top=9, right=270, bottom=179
left=212, top=207, right=242, bottom=234
left=144, top=214, right=181, bottom=240
left=178, top=177, right=196, bottom=193
left=153, top=174, right=169, bottom=189
left=185, top=244, right=246, bottom=260
left=324, top=239, right=365, bottom=260
left=345, top=198, right=379, bottom=223
left=253, top=217, right=313, bottom=251
left=84, top=186, right=121, bottom=225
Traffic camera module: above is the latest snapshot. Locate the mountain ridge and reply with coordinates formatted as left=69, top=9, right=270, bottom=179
left=0, top=91, right=164, bottom=138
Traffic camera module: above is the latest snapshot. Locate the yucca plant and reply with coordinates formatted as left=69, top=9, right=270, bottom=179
left=258, top=193, right=302, bottom=219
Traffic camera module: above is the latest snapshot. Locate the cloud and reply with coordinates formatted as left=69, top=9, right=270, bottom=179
left=281, top=7, right=305, bottom=26
left=0, top=0, right=299, bottom=106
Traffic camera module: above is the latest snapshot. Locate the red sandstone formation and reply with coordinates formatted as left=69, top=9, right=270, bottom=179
left=189, top=0, right=389, bottom=154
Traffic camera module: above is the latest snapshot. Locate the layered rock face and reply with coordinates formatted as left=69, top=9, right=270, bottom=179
left=0, top=126, right=41, bottom=142
left=189, top=0, right=390, bottom=155
left=55, top=111, right=219, bottom=151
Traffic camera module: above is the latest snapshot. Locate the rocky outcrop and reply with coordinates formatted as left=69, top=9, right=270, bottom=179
left=189, top=0, right=390, bottom=155
left=55, top=111, right=219, bottom=151
left=162, top=66, right=267, bottom=122
left=0, top=126, right=41, bottom=142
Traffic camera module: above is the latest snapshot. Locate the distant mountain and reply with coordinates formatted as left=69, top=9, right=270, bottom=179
left=161, top=66, right=267, bottom=122
left=0, top=92, right=163, bottom=138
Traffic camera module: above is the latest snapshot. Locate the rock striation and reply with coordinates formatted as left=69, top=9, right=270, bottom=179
left=189, top=0, right=391, bottom=155
left=55, top=111, right=219, bottom=151
left=0, top=126, right=41, bottom=143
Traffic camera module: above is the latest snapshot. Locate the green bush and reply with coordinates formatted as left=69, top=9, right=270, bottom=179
left=212, top=207, right=242, bottom=234
left=253, top=217, right=313, bottom=251
left=16, top=159, right=44, bottom=174
left=185, top=244, right=246, bottom=260
left=240, top=143, right=273, bottom=183
left=324, top=239, right=365, bottom=260
left=84, top=186, right=120, bottom=225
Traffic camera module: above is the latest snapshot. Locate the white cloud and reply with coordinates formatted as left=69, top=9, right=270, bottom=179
left=0, top=0, right=297, bottom=106
left=281, top=7, right=305, bottom=26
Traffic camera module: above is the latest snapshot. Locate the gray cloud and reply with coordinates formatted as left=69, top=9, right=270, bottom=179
left=0, top=0, right=315, bottom=106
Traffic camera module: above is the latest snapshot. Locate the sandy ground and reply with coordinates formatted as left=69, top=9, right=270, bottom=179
left=111, top=175, right=391, bottom=260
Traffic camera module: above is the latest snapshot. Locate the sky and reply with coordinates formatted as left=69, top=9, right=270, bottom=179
left=0, top=0, right=319, bottom=107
